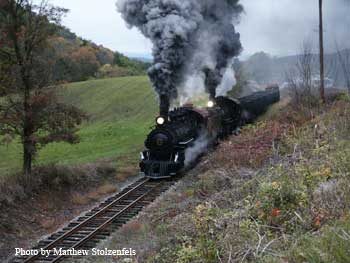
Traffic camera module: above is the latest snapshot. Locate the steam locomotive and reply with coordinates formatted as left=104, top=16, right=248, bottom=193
left=140, top=86, right=280, bottom=179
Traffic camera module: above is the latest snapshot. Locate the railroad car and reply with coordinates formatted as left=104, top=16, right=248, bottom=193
left=140, top=86, right=280, bottom=179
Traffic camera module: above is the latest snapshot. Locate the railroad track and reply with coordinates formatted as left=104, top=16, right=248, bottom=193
left=13, top=177, right=177, bottom=263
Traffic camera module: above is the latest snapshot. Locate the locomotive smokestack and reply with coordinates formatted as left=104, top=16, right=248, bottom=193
left=159, top=94, right=170, bottom=118
left=204, top=68, right=218, bottom=100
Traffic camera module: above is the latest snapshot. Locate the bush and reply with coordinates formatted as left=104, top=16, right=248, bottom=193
left=211, top=121, right=283, bottom=169
left=96, top=64, right=145, bottom=78
left=251, top=178, right=308, bottom=231
left=175, top=204, right=222, bottom=263
left=0, top=163, right=116, bottom=206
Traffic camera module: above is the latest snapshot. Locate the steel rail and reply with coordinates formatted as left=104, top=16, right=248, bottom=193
left=50, top=181, right=161, bottom=263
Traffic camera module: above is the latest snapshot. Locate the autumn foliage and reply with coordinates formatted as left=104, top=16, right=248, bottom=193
left=49, top=30, right=148, bottom=82
left=0, top=0, right=86, bottom=175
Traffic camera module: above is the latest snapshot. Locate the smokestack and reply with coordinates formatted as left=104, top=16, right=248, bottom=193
left=204, top=68, right=219, bottom=100
left=159, top=94, right=170, bottom=118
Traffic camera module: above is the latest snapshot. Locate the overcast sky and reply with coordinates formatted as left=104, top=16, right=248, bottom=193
left=51, top=0, right=350, bottom=58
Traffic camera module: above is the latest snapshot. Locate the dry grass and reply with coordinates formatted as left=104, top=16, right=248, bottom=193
left=96, top=183, right=117, bottom=195
left=208, top=97, right=318, bottom=171
left=39, top=218, right=56, bottom=230
left=72, top=183, right=117, bottom=205
left=119, top=221, right=145, bottom=237
left=0, top=161, right=122, bottom=262
left=0, top=162, right=117, bottom=207
left=211, top=121, right=284, bottom=169
left=71, top=193, right=90, bottom=206
left=117, top=165, right=139, bottom=182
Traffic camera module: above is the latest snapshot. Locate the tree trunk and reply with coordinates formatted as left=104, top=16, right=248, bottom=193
left=23, top=140, right=32, bottom=176
left=22, top=69, right=33, bottom=176
left=23, top=96, right=33, bottom=176
left=319, top=0, right=325, bottom=103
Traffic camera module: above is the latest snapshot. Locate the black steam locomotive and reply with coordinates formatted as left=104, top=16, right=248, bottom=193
left=140, top=86, right=280, bottom=179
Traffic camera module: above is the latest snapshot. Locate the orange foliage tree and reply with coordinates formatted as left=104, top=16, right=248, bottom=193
left=0, top=0, right=86, bottom=175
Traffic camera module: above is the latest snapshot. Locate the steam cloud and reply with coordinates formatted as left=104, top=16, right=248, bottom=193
left=117, top=0, right=243, bottom=113
left=184, top=131, right=210, bottom=167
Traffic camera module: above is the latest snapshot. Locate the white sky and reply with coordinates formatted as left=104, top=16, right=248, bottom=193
left=51, top=0, right=350, bottom=58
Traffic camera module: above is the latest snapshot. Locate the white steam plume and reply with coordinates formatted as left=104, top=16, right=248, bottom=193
left=216, top=66, right=237, bottom=97
left=184, top=131, right=210, bottom=167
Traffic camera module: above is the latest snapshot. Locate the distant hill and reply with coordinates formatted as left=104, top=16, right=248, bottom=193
left=241, top=49, right=350, bottom=87
left=49, top=26, right=150, bottom=82
left=131, top=57, right=153, bottom=63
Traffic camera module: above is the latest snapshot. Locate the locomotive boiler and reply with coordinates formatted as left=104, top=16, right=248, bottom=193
left=140, top=86, right=280, bottom=179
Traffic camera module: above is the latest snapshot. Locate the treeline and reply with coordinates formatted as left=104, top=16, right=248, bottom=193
left=236, top=50, right=350, bottom=87
left=50, top=27, right=150, bottom=83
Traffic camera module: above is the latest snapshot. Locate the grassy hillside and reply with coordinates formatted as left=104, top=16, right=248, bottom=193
left=0, top=76, right=157, bottom=176
left=84, top=96, right=350, bottom=263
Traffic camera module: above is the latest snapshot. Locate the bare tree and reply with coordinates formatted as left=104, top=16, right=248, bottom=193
left=336, top=46, right=350, bottom=95
left=319, top=0, right=326, bottom=103
left=325, top=53, right=340, bottom=86
left=0, top=0, right=86, bottom=176
left=286, top=41, right=319, bottom=108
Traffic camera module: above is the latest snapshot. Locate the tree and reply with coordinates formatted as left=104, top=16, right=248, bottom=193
left=244, top=52, right=273, bottom=84
left=0, top=0, right=86, bottom=176
left=319, top=0, right=326, bottom=103
left=95, top=46, right=114, bottom=66
left=286, top=41, right=319, bottom=108
left=336, top=46, right=350, bottom=96
left=229, top=58, right=250, bottom=97
left=71, top=46, right=100, bottom=80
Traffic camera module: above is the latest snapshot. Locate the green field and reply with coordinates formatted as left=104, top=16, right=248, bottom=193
left=0, top=76, right=158, bottom=176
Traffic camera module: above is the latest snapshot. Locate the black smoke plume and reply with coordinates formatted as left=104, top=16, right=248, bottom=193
left=117, top=0, right=243, bottom=115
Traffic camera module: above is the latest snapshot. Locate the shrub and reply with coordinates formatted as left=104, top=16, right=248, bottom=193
left=174, top=204, right=223, bottom=263
left=212, top=121, right=283, bottom=169
left=251, top=177, right=308, bottom=231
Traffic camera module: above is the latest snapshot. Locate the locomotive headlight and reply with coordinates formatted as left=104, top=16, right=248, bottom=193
left=156, top=116, right=165, bottom=125
left=207, top=100, right=215, bottom=108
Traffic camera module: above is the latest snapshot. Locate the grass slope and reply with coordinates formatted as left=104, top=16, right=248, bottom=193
left=0, top=76, right=157, bottom=176
left=82, top=97, right=350, bottom=263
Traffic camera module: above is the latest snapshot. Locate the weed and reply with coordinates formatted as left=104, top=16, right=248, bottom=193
left=96, top=183, right=117, bottom=195
left=251, top=177, right=308, bottom=231
left=71, top=193, right=90, bottom=205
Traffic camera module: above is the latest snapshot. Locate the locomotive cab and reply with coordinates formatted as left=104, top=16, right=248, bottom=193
left=215, top=96, right=242, bottom=137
